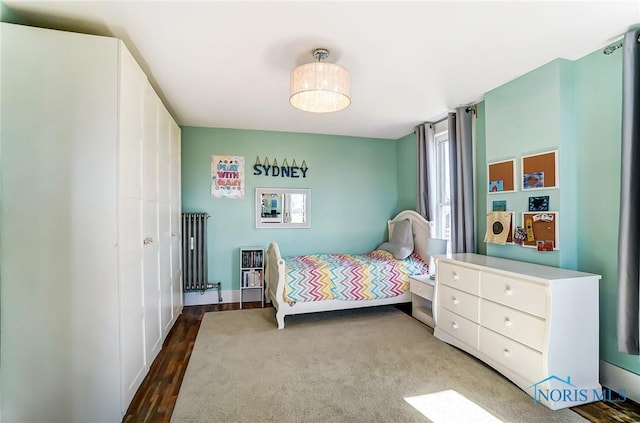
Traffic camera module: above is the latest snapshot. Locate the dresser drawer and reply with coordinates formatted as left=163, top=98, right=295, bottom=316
left=437, top=261, right=480, bottom=295
left=480, top=299, right=546, bottom=351
left=410, top=277, right=434, bottom=301
left=480, top=272, right=548, bottom=318
left=479, top=327, right=544, bottom=384
left=438, top=284, right=480, bottom=323
left=437, top=308, right=479, bottom=349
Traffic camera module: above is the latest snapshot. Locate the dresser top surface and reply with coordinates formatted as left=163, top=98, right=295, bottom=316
left=438, top=253, right=601, bottom=281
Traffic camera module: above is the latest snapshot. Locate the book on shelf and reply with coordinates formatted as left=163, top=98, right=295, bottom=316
left=241, top=269, right=263, bottom=288
left=241, top=250, right=263, bottom=269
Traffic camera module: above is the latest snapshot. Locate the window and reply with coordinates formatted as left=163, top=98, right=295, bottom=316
left=255, top=188, right=311, bottom=228
left=434, top=125, right=451, bottom=251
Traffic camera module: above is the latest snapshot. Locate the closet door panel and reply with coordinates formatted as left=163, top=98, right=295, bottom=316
left=120, top=227, right=143, bottom=317
left=143, top=84, right=159, bottom=202
left=160, top=201, right=173, bottom=335
left=158, top=105, right=171, bottom=204
left=157, top=104, right=173, bottom=335
left=170, top=119, right=183, bottom=317
left=171, top=230, right=183, bottom=316
left=143, top=198, right=161, bottom=362
left=143, top=82, right=162, bottom=364
left=1, top=23, right=121, bottom=422
left=117, top=42, right=146, bottom=411
left=119, top=251, right=145, bottom=405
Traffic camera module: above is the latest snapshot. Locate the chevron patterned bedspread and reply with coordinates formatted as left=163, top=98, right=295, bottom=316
left=283, top=249, right=429, bottom=303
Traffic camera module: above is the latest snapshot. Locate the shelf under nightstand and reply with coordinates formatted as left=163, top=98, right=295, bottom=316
left=409, top=274, right=435, bottom=327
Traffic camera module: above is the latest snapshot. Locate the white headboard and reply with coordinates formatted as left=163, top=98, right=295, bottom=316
left=387, top=210, right=435, bottom=261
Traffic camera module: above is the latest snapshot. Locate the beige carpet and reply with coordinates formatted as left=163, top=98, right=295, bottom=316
left=172, top=306, right=587, bottom=423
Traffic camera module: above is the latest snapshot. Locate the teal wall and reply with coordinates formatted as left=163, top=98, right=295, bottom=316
left=483, top=59, right=575, bottom=268
left=0, top=2, right=26, bottom=24
left=474, top=102, right=487, bottom=255
left=181, top=127, right=400, bottom=292
left=396, top=132, right=416, bottom=212
left=573, top=47, right=639, bottom=376
left=480, top=51, right=640, bottom=377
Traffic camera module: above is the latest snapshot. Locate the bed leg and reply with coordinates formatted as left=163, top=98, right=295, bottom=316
left=276, top=310, right=286, bottom=329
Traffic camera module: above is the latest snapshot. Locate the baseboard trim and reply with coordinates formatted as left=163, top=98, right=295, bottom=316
left=183, top=289, right=264, bottom=306
left=600, top=360, right=640, bottom=403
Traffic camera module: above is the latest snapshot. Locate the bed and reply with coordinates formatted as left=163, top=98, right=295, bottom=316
left=265, top=210, right=434, bottom=329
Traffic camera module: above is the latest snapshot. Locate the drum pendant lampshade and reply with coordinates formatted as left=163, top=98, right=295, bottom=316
left=289, top=48, right=351, bottom=113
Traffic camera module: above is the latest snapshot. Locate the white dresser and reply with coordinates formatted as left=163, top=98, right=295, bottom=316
left=433, top=253, right=601, bottom=410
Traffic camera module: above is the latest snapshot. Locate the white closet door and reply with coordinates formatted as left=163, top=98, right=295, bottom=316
left=117, top=43, right=147, bottom=410
left=143, top=82, right=162, bottom=365
left=1, top=23, right=122, bottom=422
left=159, top=200, right=173, bottom=336
left=170, top=120, right=183, bottom=317
left=158, top=105, right=171, bottom=204
left=158, top=104, right=173, bottom=337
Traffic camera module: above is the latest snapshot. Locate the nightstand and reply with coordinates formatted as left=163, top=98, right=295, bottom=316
left=409, top=274, right=435, bottom=327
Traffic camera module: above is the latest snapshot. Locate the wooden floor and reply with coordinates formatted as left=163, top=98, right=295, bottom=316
left=124, top=303, right=640, bottom=423
left=122, top=302, right=269, bottom=423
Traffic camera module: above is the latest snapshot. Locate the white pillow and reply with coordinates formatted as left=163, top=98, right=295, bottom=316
left=377, top=218, right=414, bottom=260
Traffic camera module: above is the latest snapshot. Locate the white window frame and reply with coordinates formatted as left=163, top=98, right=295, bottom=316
left=434, top=129, right=451, bottom=246
left=255, top=188, right=311, bottom=229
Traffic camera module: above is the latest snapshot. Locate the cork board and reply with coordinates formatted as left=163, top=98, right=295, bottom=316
left=521, top=150, right=558, bottom=190
left=488, top=159, right=516, bottom=193
left=522, top=212, right=559, bottom=250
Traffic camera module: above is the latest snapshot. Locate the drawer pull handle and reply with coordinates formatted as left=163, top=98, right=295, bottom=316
left=451, top=322, right=459, bottom=330
left=451, top=296, right=459, bottom=305
left=144, top=237, right=154, bottom=245
left=504, top=318, right=513, bottom=327
left=452, top=272, right=459, bottom=281
left=503, top=348, right=511, bottom=357
left=504, top=285, right=513, bottom=295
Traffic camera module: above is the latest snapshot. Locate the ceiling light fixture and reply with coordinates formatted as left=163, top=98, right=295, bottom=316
left=289, top=48, right=351, bottom=113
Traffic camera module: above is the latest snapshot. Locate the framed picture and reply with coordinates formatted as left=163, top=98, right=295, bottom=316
left=211, top=155, right=245, bottom=199
left=487, top=159, right=516, bottom=194
left=528, top=196, right=549, bottom=211
left=536, top=240, right=554, bottom=252
left=493, top=200, right=507, bottom=211
left=521, top=150, right=558, bottom=190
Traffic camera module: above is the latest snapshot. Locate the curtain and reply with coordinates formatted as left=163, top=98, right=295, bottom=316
left=617, top=27, right=640, bottom=355
left=449, top=108, right=475, bottom=253
left=416, top=123, right=436, bottom=221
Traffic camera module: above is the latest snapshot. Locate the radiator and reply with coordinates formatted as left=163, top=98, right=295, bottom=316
left=181, top=212, right=222, bottom=301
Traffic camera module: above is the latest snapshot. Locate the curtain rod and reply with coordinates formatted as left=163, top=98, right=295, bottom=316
left=603, top=41, right=624, bottom=55
left=413, top=116, right=447, bottom=133
left=414, top=105, right=478, bottom=133
left=602, top=26, right=640, bottom=55
left=422, top=116, right=448, bottom=126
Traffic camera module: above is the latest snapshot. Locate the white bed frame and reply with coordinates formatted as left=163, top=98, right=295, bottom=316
left=265, top=210, right=434, bottom=329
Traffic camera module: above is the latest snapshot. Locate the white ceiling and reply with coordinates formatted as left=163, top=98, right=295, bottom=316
left=6, top=1, right=640, bottom=139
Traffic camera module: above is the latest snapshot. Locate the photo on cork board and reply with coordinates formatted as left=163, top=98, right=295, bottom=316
left=487, top=159, right=516, bottom=194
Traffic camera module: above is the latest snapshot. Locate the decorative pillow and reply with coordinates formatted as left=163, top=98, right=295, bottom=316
left=377, top=218, right=414, bottom=260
